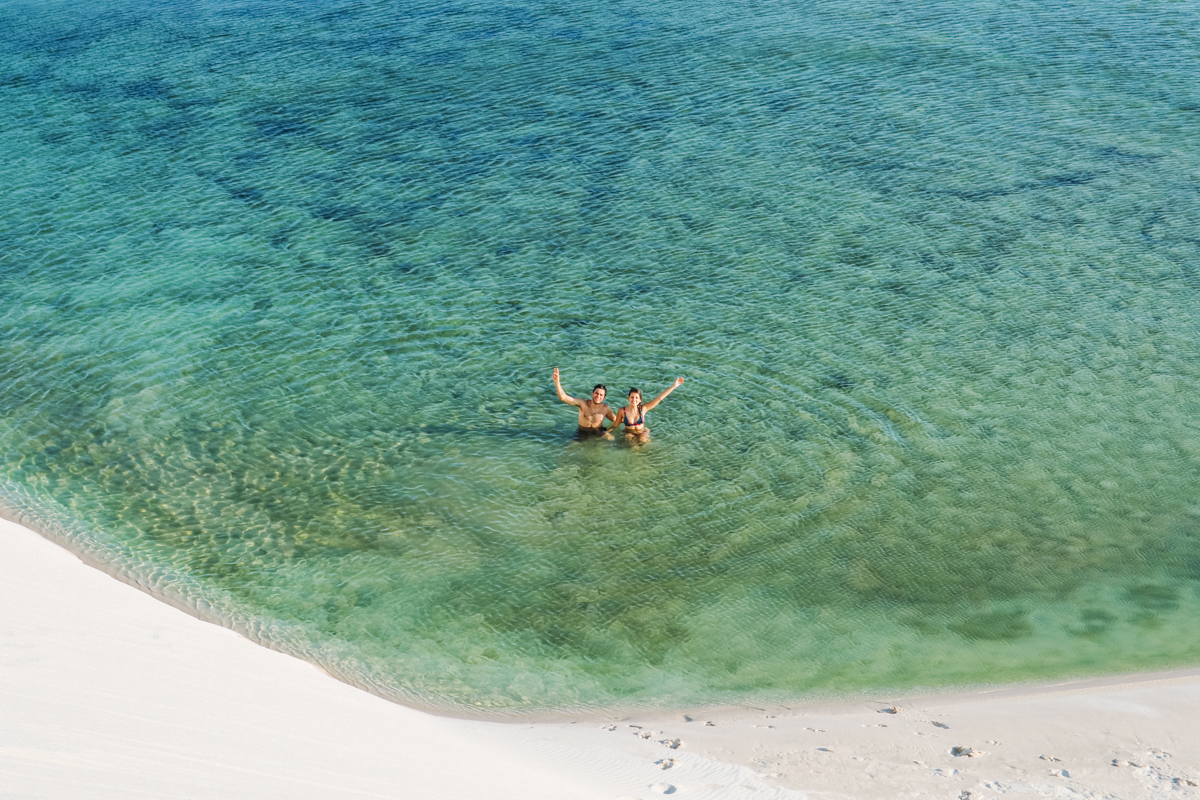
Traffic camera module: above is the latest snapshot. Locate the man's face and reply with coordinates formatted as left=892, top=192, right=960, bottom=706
left=591, top=388, right=606, bottom=403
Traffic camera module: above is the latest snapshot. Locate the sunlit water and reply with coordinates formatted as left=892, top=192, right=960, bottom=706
left=3, top=0, right=1200, bottom=715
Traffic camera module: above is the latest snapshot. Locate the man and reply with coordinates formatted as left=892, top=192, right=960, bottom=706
left=553, top=368, right=617, bottom=436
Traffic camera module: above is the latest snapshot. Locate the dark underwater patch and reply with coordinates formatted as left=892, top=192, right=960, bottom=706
left=1096, top=147, right=1163, bottom=163
left=140, top=116, right=192, bottom=143
left=951, top=609, right=1032, bottom=641
left=1126, top=583, right=1179, bottom=613
left=936, top=172, right=1097, bottom=202
left=229, top=187, right=265, bottom=203
left=250, top=109, right=314, bottom=138
left=122, top=78, right=172, bottom=100
left=313, top=205, right=363, bottom=221
left=417, top=49, right=463, bottom=66
left=1068, top=608, right=1117, bottom=638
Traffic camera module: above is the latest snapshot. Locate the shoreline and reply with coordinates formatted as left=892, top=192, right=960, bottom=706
left=8, top=492, right=1199, bottom=727
left=4, top=514, right=1200, bottom=798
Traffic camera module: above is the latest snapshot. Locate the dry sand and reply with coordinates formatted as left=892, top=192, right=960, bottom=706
left=3, top=513, right=1199, bottom=799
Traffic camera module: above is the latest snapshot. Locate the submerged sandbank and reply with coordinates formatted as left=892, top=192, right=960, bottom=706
left=3, top=514, right=1199, bottom=799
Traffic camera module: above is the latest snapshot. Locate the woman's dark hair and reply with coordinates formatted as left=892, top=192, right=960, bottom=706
left=593, top=384, right=607, bottom=393
left=628, top=387, right=641, bottom=396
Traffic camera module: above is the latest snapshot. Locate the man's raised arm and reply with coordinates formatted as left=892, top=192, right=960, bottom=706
left=553, top=368, right=582, bottom=406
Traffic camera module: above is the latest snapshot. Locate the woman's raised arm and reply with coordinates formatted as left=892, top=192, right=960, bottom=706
left=642, top=377, right=684, bottom=412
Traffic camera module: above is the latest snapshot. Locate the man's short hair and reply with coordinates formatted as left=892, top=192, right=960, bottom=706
left=593, top=384, right=607, bottom=394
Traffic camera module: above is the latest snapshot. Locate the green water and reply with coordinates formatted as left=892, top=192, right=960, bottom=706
left=3, top=0, right=1200, bottom=714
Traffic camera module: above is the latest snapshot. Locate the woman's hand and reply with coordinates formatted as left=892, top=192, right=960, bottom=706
left=644, top=378, right=684, bottom=412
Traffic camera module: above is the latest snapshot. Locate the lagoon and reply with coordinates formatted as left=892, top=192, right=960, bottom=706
left=2, top=0, right=1200, bottom=714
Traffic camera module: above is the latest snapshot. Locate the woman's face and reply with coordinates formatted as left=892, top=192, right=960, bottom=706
left=628, top=392, right=641, bottom=405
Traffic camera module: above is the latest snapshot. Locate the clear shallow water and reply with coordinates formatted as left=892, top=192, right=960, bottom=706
left=3, top=0, right=1200, bottom=714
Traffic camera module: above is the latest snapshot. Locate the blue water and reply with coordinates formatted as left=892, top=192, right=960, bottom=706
left=2, top=0, right=1200, bottom=715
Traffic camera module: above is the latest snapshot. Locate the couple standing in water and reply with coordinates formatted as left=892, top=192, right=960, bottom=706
left=553, top=368, right=684, bottom=441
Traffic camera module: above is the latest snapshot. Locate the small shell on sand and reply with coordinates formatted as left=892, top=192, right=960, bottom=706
left=879, top=706, right=902, bottom=714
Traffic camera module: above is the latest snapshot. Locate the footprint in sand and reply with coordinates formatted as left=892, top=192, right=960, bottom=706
left=950, top=746, right=985, bottom=757
left=649, top=783, right=676, bottom=794
left=656, top=757, right=677, bottom=770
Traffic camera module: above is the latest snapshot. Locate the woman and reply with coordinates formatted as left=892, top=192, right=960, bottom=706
left=612, top=378, right=685, bottom=440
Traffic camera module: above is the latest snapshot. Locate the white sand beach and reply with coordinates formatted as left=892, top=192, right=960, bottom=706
left=3, top=513, right=1200, bottom=799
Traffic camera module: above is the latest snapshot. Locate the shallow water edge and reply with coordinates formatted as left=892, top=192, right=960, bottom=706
left=0, top=485, right=450, bottom=717
left=7, top=483, right=1200, bottom=725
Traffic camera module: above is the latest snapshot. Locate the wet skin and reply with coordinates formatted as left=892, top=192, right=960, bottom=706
left=613, top=378, right=684, bottom=439
left=552, top=368, right=617, bottom=431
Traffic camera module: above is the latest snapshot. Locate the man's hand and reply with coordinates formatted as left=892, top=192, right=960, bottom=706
left=553, top=368, right=579, bottom=406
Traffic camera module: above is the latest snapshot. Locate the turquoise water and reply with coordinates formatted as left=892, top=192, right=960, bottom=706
left=3, top=0, right=1200, bottom=715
